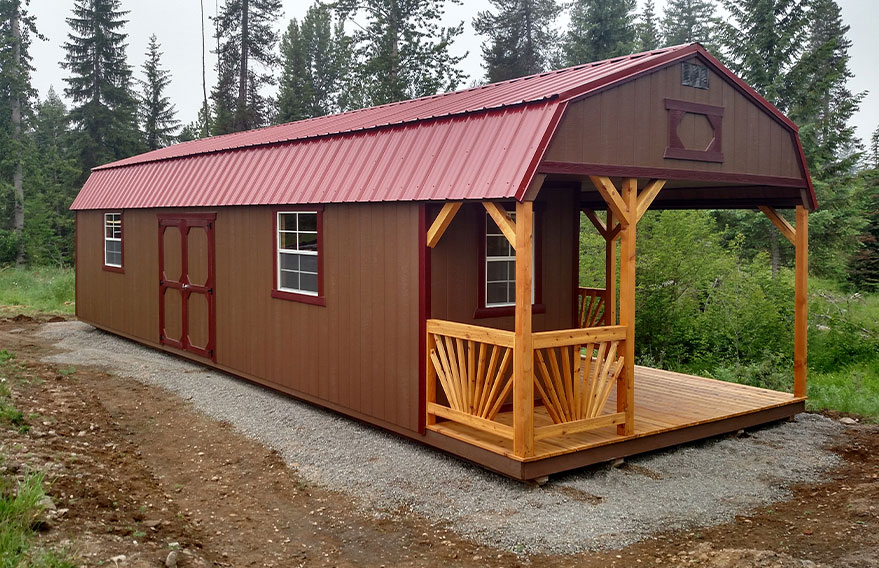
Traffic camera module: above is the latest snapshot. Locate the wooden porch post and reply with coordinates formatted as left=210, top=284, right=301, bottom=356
left=618, top=179, right=637, bottom=436
left=794, top=205, right=809, bottom=398
left=605, top=211, right=617, bottom=326
left=513, top=200, right=534, bottom=457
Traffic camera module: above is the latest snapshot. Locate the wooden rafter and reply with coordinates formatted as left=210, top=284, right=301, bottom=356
left=483, top=201, right=517, bottom=247
left=583, top=208, right=622, bottom=241
left=426, top=201, right=463, bottom=248
left=635, top=179, right=666, bottom=221
left=583, top=209, right=607, bottom=237
left=759, top=206, right=796, bottom=245
left=588, top=176, right=630, bottom=226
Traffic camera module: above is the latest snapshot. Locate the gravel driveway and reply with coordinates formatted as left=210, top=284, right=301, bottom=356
left=39, top=321, right=844, bottom=554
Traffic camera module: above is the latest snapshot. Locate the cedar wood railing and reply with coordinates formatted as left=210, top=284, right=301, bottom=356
left=425, top=287, right=626, bottom=454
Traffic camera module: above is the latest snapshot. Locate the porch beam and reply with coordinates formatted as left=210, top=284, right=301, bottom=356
left=426, top=201, right=462, bottom=248
left=794, top=206, right=808, bottom=398
left=605, top=210, right=617, bottom=325
left=618, top=178, right=637, bottom=436
left=483, top=201, right=517, bottom=248
left=588, top=177, right=631, bottom=226
left=635, top=179, right=667, bottom=221
left=583, top=208, right=608, bottom=237
left=513, top=200, right=535, bottom=458
left=758, top=206, right=796, bottom=245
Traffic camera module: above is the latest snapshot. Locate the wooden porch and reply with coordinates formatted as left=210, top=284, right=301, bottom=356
left=423, top=176, right=809, bottom=480
left=427, top=364, right=804, bottom=464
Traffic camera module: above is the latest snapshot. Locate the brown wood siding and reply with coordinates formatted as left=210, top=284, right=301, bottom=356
left=544, top=58, right=803, bottom=181
left=76, top=210, right=159, bottom=342
left=429, top=189, right=578, bottom=332
left=77, top=203, right=422, bottom=434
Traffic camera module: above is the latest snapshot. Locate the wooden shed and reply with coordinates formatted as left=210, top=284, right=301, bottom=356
left=72, top=44, right=814, bottom=480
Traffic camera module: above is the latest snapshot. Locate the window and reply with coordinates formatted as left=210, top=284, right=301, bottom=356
left=477, top=209, right=541, bottom=317
left=485, top=212, right=517, bottom=307
left=273, top=210, right=324, bottom=304
left=104, top=212, right=123, bottom=270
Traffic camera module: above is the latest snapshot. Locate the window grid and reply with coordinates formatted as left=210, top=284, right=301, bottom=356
left=484, top=211, right=535, bottom=308
left=104, top=212, right=122, bottom=268
left=277, top=211, right=319, bottom=296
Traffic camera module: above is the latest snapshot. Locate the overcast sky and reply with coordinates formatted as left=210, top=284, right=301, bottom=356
left=27, top=0, right=878, bottom=146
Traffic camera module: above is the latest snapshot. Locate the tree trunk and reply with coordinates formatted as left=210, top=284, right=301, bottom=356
left=237, top=0, right=249, bottom=130
left=11, top=4, right=25, bottom=266
left=200, top=0, right=211, bottom=137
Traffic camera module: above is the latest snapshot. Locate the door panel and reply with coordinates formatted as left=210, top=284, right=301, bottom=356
left=187, top=292, right=210, bottom=351
left=162, top=288, right=183, bottom=344
left=158, top=214, right=216, bottom=361
left=162, top=227, right=182, bottom=282
left=187, top=227, right=209, bottom=287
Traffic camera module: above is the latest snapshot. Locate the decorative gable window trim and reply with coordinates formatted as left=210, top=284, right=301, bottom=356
left=103, top=211, right=124, bottom=273
left=272, top=207, right=325, bottom=306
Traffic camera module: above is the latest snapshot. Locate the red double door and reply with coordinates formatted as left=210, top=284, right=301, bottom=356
left=158, top=214, right=216, bottom=361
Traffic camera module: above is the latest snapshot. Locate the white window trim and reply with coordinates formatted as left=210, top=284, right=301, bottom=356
left=484, top=211, right=535, bottom=308
left=276, top=211, right=319, bottom=297
left=104, top=212, right=122, bottom=268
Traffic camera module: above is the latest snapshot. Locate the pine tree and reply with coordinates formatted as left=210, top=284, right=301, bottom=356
left=336, top=0, right=466, bottom=107
left=662, top=0, right=717, bottom=48
left=718, top=0, right=810, bottom=109
left=62, top=0, right=142, bottom=174
left=849, top=171, right=879, bottom=290
left=473, top=0, right=561, bottom=83
left=26, top=88, right=81, bottom=265
left=787, top=0, right=864, bottom=179
left=138, top=35, right=180, bottom=150
left=870, top=124, right=879, bottom=170
left=0, top=0, right=42, bottom=265
left=564, top=0, right=636, bottom=65
left=211, top=0, right=283, bottom=134
left=636, top=0, right=661, bottom=51
left=277, top=2, right=350, bottom=123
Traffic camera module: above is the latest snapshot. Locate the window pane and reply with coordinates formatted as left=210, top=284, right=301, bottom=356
left=279, top=213, right=296, bottom=232
left=486, top=235, right=510, bottom=257
left=486, top=283, right=509, bottom=305
left=299, top=254, right=318, bottom=273
left=107, top=240, right=122, bottom=254
left=298, top=231, right=318, bottom=251
left=105, top=249, right=121, bottom=267
left=280, top=270, right=299, bottom=291
left=279, top=231, right=298, bottom=250
left=507, top=282, right=516, bottom=303
left=486, top=260, right=509, bottom=282
left=298, top=213, right=317, bottom=232
left=279, top=252, right=299, bottom=271
left=300, top=273, right=318, bottom=293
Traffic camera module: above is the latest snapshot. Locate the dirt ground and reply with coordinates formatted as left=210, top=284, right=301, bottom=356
left=0, top=316, right=876, bottom=568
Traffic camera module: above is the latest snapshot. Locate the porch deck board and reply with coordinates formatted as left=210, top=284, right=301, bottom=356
left=427, top=365, right=803, bottom=463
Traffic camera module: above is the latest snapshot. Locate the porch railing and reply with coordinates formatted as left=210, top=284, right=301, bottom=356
left=426, top=318, right=627, bottom=453
left=532, top=325, right=626, bottom=441
left=577, top=286, right=608, bottom=328
left=426, top=319, right=515, bottom=441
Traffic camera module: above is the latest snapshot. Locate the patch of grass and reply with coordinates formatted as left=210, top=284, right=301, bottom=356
left=0, top=471, right=77, bottom=567
left=807, top=360, right=879, bottom=419
left=0, top=267, right=74, bottom=316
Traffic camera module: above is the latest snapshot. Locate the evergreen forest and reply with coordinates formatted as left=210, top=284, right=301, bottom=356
left=1, top=0, right=877, bottom=415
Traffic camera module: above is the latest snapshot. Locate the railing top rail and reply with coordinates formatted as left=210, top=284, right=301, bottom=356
left=532, top=325, right=626, bottom=349
left=426, top=319, right=515, bottom=348
left=578, top=286, right=607, bottom=293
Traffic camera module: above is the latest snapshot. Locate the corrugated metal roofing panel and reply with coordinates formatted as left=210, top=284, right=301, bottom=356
left=90, top=45, right=695, bottom=172
left=72, top=103, right=559, bottom=210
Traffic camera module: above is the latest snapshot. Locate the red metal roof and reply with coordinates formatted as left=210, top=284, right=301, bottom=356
left=71, top=43, right=815, bottom=210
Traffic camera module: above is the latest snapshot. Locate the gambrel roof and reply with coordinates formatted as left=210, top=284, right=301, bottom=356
left=71, top=44, right=815, bottom=211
